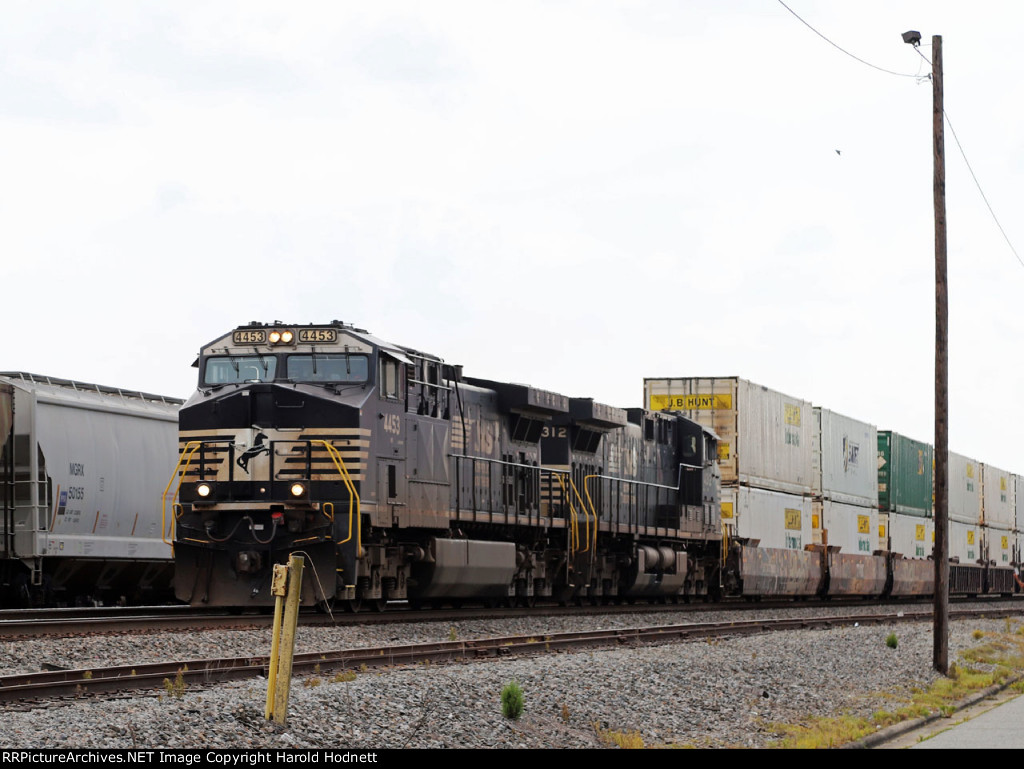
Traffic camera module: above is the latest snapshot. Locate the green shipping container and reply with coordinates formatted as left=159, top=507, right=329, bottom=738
left=877, top=431, right=933, bottom=517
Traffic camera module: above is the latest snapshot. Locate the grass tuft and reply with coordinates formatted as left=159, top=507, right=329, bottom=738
left=501, top=680, right=524, bottom=719
left=594, top=724, right=646, bottom=749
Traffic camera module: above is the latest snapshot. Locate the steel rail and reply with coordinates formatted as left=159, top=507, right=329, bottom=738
left=0, top=606, right=1019, bottom=704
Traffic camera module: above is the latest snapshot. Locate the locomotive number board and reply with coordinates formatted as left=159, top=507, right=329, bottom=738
left=297, top=328, right=338, bottom=343
left=232, top=328, right=339, bottom=345
left=232, top=330, right=267, bottom=344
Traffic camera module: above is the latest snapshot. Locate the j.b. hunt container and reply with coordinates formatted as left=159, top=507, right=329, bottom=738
left=985, top=522, right=1014, bottom=566
left=886, top=511, right=933, bottom=559
left=948, top=451, right=982, bottom=526
left=719, top=486, right=812, bottom=551
left=818, top=499, right=876, bottom=555
left=950, top=519, right=981, bottom=563
left=877, top=431, right=932, bottom=517
left=981, top=464, right=1014, bottom=528
left=644, top=377, right=814, bottom=495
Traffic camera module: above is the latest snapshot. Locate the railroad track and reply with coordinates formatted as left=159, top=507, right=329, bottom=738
left=0, top=594, right=1019, bottom=637
left=1, top=604, right=1021, bottom=704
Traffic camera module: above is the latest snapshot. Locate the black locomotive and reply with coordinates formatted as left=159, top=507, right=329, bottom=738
left=170, top=321, right=721, bottom=609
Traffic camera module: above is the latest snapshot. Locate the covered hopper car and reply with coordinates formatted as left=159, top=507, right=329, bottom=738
left=0, top=373, right=182, bottom=606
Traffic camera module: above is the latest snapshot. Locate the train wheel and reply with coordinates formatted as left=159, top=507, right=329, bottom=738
left=371, top=599, right=387, bottom=613
left=345, top=598, right=362, bottom=614
left=519, top=594, right=536, bottom=609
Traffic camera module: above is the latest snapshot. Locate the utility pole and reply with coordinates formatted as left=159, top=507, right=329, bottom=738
left=931, top=34, right=949, bottom=675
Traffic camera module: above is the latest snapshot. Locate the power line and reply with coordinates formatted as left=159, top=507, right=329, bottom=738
left=911, top=48, right=1024, bottom=269
left=781, top=3, right=1023, bottom=270
left=775, top=0, right=919, bottom=78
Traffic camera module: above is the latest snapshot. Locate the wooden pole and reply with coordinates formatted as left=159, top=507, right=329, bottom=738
left=932, top=34, right=949, bottom=676
left=271, top=555, right=305, bottom=724
left=264, top=563, right=288, bottom=720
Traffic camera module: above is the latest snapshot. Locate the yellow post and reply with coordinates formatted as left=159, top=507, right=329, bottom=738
left=264, top=563, right=289, bottom=720
left=272, top=554, right=304, bottom=725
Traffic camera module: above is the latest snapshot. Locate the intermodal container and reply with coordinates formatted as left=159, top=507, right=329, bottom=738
left=816, top=499, right=877, bottom=555
left=644, top=377, right=813, bottom=495
left=950, top=518, right=981, bottom=563
left=877, top=431, right=932, bottom=517
left=720, top=485, right=812, bottom=551
left=948, top=451, right=983, bottom=525
left=981, top=464, right=1014, bottom=528
left=887, top=510, right=933, bottom=559
left=984, top=523, right=1014, bottom=567
left=813, top=408, right=878, bottom=507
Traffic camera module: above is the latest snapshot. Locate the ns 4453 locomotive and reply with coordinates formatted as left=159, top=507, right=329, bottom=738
left=167, top=321, right=721, bottom=610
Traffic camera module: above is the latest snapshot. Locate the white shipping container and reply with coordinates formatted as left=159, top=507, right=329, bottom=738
left=644, top=377, right=814, bottom=495
left=720, top=485, right=813, bottom=551
left=887, top=511, right=933, bottom=559
left=984, top=523, right=1014, bottom=566
left=816, top=499, right=877, bottom=555
left=981, top=464, right=1014, bottom=528
left=1015, top=475, right=1024, bottom=532
left=950, top=518, right=982, bottom=563
left=948, top=451, right=982, bottom=525
left=813, top=408, right=878, bottom=507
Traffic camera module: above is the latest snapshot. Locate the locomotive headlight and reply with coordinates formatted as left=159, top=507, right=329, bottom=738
left=196, top=482, right=212, bottom=498
left=280, top=330, right=294, bottom=343
left=290, top=482, right=306, bottom=497
left=269, top=331, right=282, bottom=344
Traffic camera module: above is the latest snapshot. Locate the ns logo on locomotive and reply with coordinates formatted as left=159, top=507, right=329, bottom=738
left=167, top=321, right=722, bottom=610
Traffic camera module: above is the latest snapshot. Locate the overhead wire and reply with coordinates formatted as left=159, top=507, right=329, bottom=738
left=775, top=0, right=919, bottom=78
left=779, top=0, right=1024, bottom=270
left=910, top=47, right=1024, bottom=270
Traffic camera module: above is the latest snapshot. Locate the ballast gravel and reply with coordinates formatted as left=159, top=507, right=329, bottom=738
left=0, top=604, right=1019, bottom=749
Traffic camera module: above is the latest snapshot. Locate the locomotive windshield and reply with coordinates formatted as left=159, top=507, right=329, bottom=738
left=203, top=356, right=278, bottom=385
left=286, top=354, right=368, bottom=384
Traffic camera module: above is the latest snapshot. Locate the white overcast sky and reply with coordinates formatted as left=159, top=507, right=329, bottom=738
left=3, top=1, right=1024, bottom=472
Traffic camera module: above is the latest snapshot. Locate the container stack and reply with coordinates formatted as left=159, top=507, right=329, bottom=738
left=643, top=377, right=814, bottom=550
left=812, top=408, right=878, bottom=555
left=877, top=431, right=933, bottom=559
left=947, top=451, right=983, bottom=565
left=1016, top=475, right=1024, bottom=571
left=981, top=463, right=1014, bottom=568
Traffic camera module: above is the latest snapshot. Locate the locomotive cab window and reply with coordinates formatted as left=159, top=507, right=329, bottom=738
left=380, top=358, right=399, bottom=399
left=203, top=356, right=278, bottom=385
left=286, top=354, right=368, bottom=384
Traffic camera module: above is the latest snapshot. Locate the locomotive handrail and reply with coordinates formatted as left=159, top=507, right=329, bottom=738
left=563, top=474, right=594, bottom=553
left=549, top=472, right=583, bottom=555
left=310, top=439, right=362, bottom=558
left=582, top=475, right=601, bottom=550
left=161, top=440, right=203, bottom=547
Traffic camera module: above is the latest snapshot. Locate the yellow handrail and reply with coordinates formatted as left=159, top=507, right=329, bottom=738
left=565, top=476, right=593, bottom=553
left=721, top=521, right=730, bottom=567
left=582, top=474, right=601, bottom=550
left=549, top=472, right=593, bottom=556
left=550, top=473, right=579, bottom=555
left=310, top=440, right=362, bottom=558
left=161, top=441, right=202, bottom=547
